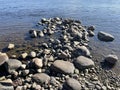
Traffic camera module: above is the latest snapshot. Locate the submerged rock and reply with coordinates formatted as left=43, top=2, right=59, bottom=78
left=74, top=56, right=94, bottom=70
left=105, top=54, right=118, bottom=64
left=97, top=31, right=114, bottom=41
left=51, top=60, right=75, bottom=74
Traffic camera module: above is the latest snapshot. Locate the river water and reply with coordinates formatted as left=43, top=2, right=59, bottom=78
left=0, top=0, right=120, bottom=73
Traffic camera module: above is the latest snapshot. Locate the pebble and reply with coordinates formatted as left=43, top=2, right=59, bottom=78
left=29, top=51, right=36, bottom=58
left=98, top=31, right=114, bottom=42
left=32, top=73, right=50, bottom=84
left=0, top=53, right=9, bottom=65
left=32, top=58, right=43, bottom=68
left=21, top=52, right=28, bottom=59
left=8, top=43, right=15, bottom=49
left=51, top=60, right=75, bottom=74
left=5, top=59, right=22, bottom=73
left=74, top=56, right=94, bottom=70
left=105, top=54, right=118, bottom=64
left=64, top=78, right=81, bottom=90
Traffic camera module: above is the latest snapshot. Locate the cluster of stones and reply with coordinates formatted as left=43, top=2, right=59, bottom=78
left=0, top=17, right=119, bottom=90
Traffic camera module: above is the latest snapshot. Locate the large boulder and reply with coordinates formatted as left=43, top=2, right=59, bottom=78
left=51, top=60, right=75, bottom=74
left=32, top=73, right=50, bottom=84
left=64, top=78, right=81, bottom=90
left=0, top=53, right=9, bottom=66
left=74, top=56, right=94, bottom=70
left=97, top=31, right=114, bottom=41
left=105, top=54, right=118, bottom=64
left=5, top=59, right=22, bottom=73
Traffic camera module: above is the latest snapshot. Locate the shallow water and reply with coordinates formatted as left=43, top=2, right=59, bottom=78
left=0, top=0, right=120, bottom=73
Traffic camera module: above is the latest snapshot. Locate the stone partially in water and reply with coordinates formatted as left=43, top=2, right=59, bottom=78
left=0, top=53, right=9, bottom=66
left=51, top=60, right=75, bottom=74
left=74, top=56, right=94, bottom=70
left=97, top=31, right=114, bottom=42
left=105, top=54, right=118, bottom=64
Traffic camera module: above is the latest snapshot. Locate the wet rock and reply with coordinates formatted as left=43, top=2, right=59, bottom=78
left=0, top=53, right=9, bottom=65
left=8, top=43, right=15, bottom=50
left=37, top=31, right=44, bottom=37
left=74, top=56, right=94, bottom=70
left=29, top=30, right=37, bottom=38
left=51, top=60, right=75, bottom=74
left=32, top=73, right=50, bottom=84
left=74, top=46, right=91, bottom=57
left=64, top=78, right=81, bottom=90
left=32, top=58, right=43, bottom=68
left=87, top=26, right=95, bottom=31
left=5, top=59, right=22, bottom=73
left=97, top=31, right=114, bottom=41
left=88, top=30, right=95, bottom=37
left=29, top=51, right=36, bottom=58
left=105, top=54, right=118, bottom=64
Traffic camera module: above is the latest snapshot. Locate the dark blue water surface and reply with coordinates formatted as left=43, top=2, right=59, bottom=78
left=0, top=0, right=120, bottom=71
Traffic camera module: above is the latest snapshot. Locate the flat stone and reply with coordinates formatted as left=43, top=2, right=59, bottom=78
left=74, top=46, right=91, bottom=57
left=5, top=59, right=22, bottom=73
left=0, top=84, right=14, bottom=90
left=0, top=53, right=9, bottom=65
left=8, top=43, right=15, bottom=49
left=0, top=79, right=13, bottom=85
left=32, top=58, right=43, bottom=68
left=51, top=60, right=75, bottom=74
left=105, top=54, right=118, bottom=64
left=97, top=31, right=114, bottom=42
left=64, top=78, right=81, bottom=90
left=74, top=56, right=94, bottom=69
left=32, top=73, right=50, bottom=84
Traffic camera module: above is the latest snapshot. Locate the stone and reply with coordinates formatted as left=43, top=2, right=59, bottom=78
left=5, top=59, right=22, bottom=73
left=21, top=52, right=28, bottom=59
left=0, top=79, right=13, bottom=85
left=8, top=43, right=15, bottom=49
left=22, top=70, right=29, bottom=76
left=38, top=31, right=44, bottom=37
left=32, top=73, right=50, bottom=84
left=87, top=26, right=95, bottom=31
left=0, top=84, right=14, bottom=90
left=64, top=78, right=81, bottom=90
left=0, top=53, right=9, bottom=65
left=105, top=54, right=118, bottom=64
left=29, top=51, right=36, bottom=58
left=97, top=31, right=114, bottom=41
left=16, top=86, right=23, bottom=90
left=88, top=30, right=95, bottom=37
left=51, top=60, right=75, bottom=74
left=74, top=46, right=91, bottom=57
left=29, top=30, right=37, bottom=38
left=20, top=64, right=26, bottom=69
left=32, top=58, right=43, bottom=68
left=74, top=56, right=94, bottom=69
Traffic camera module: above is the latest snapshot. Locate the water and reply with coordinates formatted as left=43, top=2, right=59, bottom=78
left=0, top=0, right=120, bottom=73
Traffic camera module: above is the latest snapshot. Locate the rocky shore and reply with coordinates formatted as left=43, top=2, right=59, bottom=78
left=0, top=17, right=120, bottom=90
